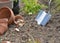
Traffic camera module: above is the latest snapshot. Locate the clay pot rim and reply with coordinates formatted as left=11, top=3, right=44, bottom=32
left=0, top=6, right=13, bottom=19
left=15, top=15, right=24, bottom=21
left=0, top=0, right=12, bottom=3
left=14, top=15, right=24, bottom=24
left=0, top=6, right=15, bottom=25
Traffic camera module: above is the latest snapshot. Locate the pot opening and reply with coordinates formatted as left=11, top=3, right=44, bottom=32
left=0, top=7, right=11, bottom=20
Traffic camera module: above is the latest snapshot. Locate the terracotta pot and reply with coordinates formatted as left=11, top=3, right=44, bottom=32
left=0, top=0, right=13, bottom=9
left=0, top=18, right=8, bottom=35
left=0, top=7, right=15, bottom=25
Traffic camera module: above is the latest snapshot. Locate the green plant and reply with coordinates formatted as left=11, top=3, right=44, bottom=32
left=54, top=0, right=60, bottom=11
left=54, top=0, right=60, bottom=6
left=21, top=0, right=47, bottom=15
left=51, top=0, right=60, bottom=14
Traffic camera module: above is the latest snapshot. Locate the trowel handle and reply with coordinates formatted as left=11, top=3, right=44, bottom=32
left=48, top=0, right=52, bottom=13
left=49, top=0, right=52, bottom=4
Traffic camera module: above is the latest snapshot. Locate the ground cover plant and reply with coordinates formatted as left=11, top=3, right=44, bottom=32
left=21, top=0, right=47, bottom=15
left=51, top=0, right=60, bottom=14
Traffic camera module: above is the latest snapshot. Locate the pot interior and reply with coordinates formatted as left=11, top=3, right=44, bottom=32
left=0, top=7, right=11, bottom=20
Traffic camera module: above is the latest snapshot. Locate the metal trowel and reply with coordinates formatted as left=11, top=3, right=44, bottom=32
left=35, top=0, right=52, bottom=26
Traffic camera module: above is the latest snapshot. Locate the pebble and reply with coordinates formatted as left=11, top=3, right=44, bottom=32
left=15, top=28, right=20, bottom=32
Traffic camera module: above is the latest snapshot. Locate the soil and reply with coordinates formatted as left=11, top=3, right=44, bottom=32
left=0, top=0, right=60, bottom=43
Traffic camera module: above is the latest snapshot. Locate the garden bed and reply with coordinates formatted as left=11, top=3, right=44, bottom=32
left=0, top=0, right=60, bottom=43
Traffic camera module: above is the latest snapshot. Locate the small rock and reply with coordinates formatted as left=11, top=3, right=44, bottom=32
left=19, top=23, right=24, bottom=27
left=28, top=12, right=32, bottom=15
left=15, top=28, right=20, bottom=32
left=28, top=38, right=31, bottom=41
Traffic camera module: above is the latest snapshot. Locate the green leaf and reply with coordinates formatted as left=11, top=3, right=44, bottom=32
left=21, top=0, right=47, bottom=15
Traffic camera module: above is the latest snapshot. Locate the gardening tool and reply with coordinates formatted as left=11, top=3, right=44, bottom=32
left=35, top=0, right=52, bottom=26
left=12, top=0, right=20, bottom=14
